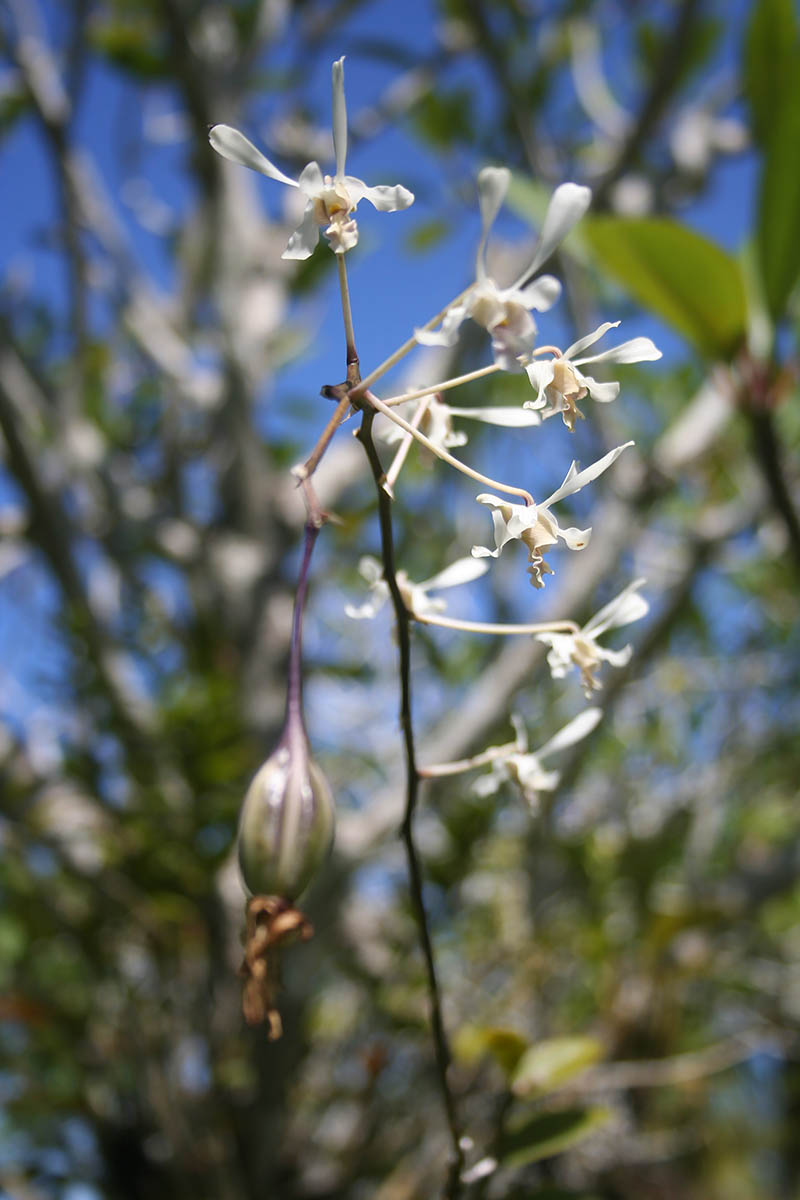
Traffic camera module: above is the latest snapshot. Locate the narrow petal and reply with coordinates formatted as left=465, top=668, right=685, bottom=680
left=544, top=441, right=633, bottom=506
left=515, top=182, right=592, bottom=284
left=282, top=202, right=320, bottom=260
left=516, top=275, right=561, bottom=312
left=331, top=57, right=348, bottom=179
left=563, top=320, right=620, bottom=361
left=446, top=405, right=542, bottom=427
left=476, top=166, right=511, bottom=281
left=420, top=557, right=490, bottom=591
left=351, top=180, right=415, bottom=212
left=209, top=125, right=299, bottom=186
left=580, top=375, right=620, bottom=403
left=524, top=360, right=556, bottom=407
left=574, top=336, right=662, bottom=366
left=598, top=643, right=633, bottom=668
left=415, top=301, right=468, bottom=348
left=584, top=578, right=648, bottom=635
left=536, top=707, right=603, bottom=760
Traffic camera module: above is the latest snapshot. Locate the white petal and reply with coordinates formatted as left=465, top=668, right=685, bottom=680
left=563, top=320, right=620, bottom=361
left=352, top=180, right=415, bottom=212
left=476, top=166, right=510, bottom=281
left=524, top=360, right=556, bottom=407
left=598, top=643, right=633, bottom=668
left=574, top=336, right=662, bottom=366
left=581, top=376, right=620, bottom=403
left=297, top=160, right=325, bottom=198
left=415, top=302, right=468, bottom=348
left=208, top=125, right=298, bottom=186
left=558, top=523, right=592, bottom=550
left=516, top=274, right=561, bottom=312
left=536, top=707, right=603, bottom=760
left=282, top=202, right=320, bottom=260
left=331, top=57, right=348, bottom=178
left=446, top=405, right=541, bottom=427
left=544, top=441, right=633, bottom=506
left=584, top=578, right=648, bottom=635
left=357, top=556, right=383, bottom=584
left=516, top=182, right=592, bottom=283
left=420, top=556, right=490, bottom=591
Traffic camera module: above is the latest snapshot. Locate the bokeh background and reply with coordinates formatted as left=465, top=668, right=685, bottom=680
left=1, top=0, right=799, bottom=1197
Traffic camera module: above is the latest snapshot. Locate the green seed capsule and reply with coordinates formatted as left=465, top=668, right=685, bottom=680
left=237, top=718, right=334, bottom=901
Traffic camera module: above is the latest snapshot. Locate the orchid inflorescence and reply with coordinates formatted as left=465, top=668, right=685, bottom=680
left=210, top=56, right=660, bottom=1035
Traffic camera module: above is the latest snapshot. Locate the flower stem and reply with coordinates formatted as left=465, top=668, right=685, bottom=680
left=337, top=253, right=359, bottom=382
left=414, top=612, right=579, bottom=636
left=286, top=521, right=320, bottom=722
left=350, top=285, right=473, bottom=399
left=383, top=394, right=433, bottom=497
left=362, top=387, right=534, bottom=505
left=382, top=363, right=500, bottom=407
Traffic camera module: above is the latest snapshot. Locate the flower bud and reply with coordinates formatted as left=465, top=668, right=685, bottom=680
left=237, top=715, right=334, bottom=901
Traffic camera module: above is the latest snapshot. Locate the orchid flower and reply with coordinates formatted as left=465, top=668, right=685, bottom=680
left=524, top=322, right=662, bottom=430
left=345, top=555, right=489, bottom=621
left=537, top=578, right=649, bottom=696
left=472, top=442, right=632, bottom=587
left=380, top=392, right=542, bottom=453
left=474, top=708, right=603, bottom=809
left=416, top=167, right=591, bottom=371
left=209, top=58, right=413, bottom=260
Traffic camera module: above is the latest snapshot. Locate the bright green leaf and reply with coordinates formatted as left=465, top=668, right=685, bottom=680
left=500, top=1107, right=611, bottom=1169
left=453, top=1025, right=529, bottom=1078
left=511, top=1036, right=604, bottom=1098
left=743, top=0, right=799, bottom=148
left=584, top=217, right=747, bottom=361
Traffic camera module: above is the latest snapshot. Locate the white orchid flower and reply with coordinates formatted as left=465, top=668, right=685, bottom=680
left=474, top=708, right=602, bottom=809
left=524, top=322, right=662, bottom=430
left=209, top=58, right=413, bottom=260
left=380, top=392, right=541, bottom=453
left=472, top=442, right=632, bottom=587
left=345, top=555, right=489, bottom=620
left=537, top=578, right=649, bottom=696
left=416, top=167, right=591, bottom=371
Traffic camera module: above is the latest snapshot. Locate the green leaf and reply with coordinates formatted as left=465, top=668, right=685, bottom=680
left=500, top=1107, right=611, bottom=1169
left=453, top=1025, right=529, bottom=1078
left=757, top=87, right=800, bottom=321
left=584, top=217, right=747, bottom=361
left=743, top=0, right=800, bottom=148
left=511, top=1036, right=604, bottom=1098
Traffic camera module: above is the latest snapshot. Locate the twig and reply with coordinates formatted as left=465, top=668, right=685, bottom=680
left=356, top=406, right=464, bottom=1197
left=334, top=246, right=462, bottom=1193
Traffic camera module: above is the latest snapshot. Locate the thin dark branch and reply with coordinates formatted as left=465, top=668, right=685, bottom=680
left=747, top=409, right=800, bottom=579
left=356, top=406, right=464, bottom=1198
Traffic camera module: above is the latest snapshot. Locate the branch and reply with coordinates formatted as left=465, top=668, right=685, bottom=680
left=356, top=407, right=464, bottom=1198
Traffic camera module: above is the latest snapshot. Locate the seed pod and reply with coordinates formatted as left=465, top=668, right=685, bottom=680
left=237, top=713, right=334, bottom=901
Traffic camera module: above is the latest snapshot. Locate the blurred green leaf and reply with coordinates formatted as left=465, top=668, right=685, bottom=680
left=756, top=87, right=800, bottom=322
left=454, top=1025, right=529, bottom=1077
left=511, top=1036, right=604, bottom=1098
left=584, top=217, right=747, bottom=360
left=500, top=1107, right=611, bottom=1168
left=743, top=0, right=800, bottom=148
